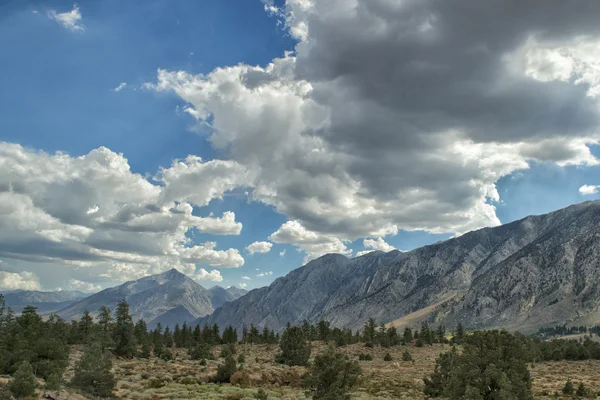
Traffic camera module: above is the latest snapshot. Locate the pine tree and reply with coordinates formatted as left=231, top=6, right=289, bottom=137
left=363, top=318, right=376, bottom=345
left=134, top=319, right=147, bottom=345
left=403, top=327, right=413, bottom=343
left=455, top=323, right=465, bottom=344
left=71, top=342, right=115, bottom=398
left=78, top=310, right=94, bottom=344
left=276, top=325, right=311, bottom=366
left=112, top=300, right=136, bottom=358
left=302, top=347, right=361, bottom=400
left=9, top=361, right=37, bottom=399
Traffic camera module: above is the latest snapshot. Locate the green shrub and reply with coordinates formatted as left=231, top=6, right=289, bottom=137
left=70, top=342, right=115, bottom=398
left=303, top=348, right=361, bottom=400
left=254, top=388, right=268, bottom=400
left=383, top=352, right=393, bottom=361
left=45, top=373, right=62, bottom=390
left=190, top=343, right=213, bottom=360
left=215, top=354, right=237, bottom=383
left=10, top=361, right=37, bottom=399
left=358, top=353, right=373, bottom=361
left=563, top=379, right=574, bottom=395
left=402, top=351, right=413, bottom=362
left=237, top=353, right=246, bottom=364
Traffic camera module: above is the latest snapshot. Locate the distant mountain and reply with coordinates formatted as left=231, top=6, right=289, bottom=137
left=0, top=290, right=88, bottom=315
left=198, top=200, right=600, bottom=333
left=208, top=286, right=248, bottom=309
left=56, top=269, right=247, bottom=328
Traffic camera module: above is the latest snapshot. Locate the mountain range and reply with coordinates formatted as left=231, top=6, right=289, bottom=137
left=0, top=289, right=87, bottom=315
left=54, top=269, right=246, bottom=328
left=5, top=200, right=600, bottom=333
left=198, top=200, right=600, bottom=333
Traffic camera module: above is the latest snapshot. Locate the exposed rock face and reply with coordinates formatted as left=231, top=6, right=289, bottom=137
left=56, top=269, right=242, bottom=327
left=198, top=201, right=600, bottom=333
left=208, top=286, right=248, bottom=309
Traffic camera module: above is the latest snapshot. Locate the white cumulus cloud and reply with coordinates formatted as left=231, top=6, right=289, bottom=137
left=579, top=185, right=600, bottom=195
left=48, top=5, right=85, bottom=32
left=356, top=237, right=396, bottom=257
left=257, top=271, right=273, bottom=277
left=245, top=241, right=273, bottom=255
left=0, top=271, right=40, bottom=291
left=69, top=279, right=101, bottom=292
left=194, top=268, right=223, bottom=282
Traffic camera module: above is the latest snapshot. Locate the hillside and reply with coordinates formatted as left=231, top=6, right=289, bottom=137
left=198, top=200, right=600, bottom=333
left=56, top=269, right=246, bottom=327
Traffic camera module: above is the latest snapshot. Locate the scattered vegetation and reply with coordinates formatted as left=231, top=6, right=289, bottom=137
left=302, top=347, right=361, bottom=400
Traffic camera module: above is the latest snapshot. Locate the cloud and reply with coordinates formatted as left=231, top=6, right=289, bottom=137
left=239, top=282, right=247, bottom=289
left=279, top=249, right=286, bottom=257
left=356, top=237, right=396, bottom=257
left=0, top=271, right=40, bottom=290
left=113, top=82, right=127, bottom=92
left=269, top=220, right=351, bottom=262
left=257, top=271, right=273, bottom=277
left=139, top=0, right=600, bottom=261
left=0, top=143, right=245, bottom=285
left=48, top=5, right=85, bottom=32
left=579, top=185, right=600, bottom=195
left=245, top=241, right=273, bottom=255
left=241, top=276, right=251, bottom=280
left=69, top=279, right=101, bottom=292
left=194, top=268, right=223, bottom=282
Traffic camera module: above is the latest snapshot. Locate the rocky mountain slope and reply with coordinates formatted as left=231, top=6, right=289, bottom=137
left=56, top=269, right=246, bottom=327
left=198, top=201, right=600, bottom=333
left=0, top=289, right=87, bottom=315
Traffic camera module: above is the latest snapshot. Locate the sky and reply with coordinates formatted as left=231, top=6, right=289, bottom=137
left=1, top=0, right=600, bottom=293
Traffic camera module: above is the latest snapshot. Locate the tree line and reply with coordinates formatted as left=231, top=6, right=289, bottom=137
left=3, top=293, right=600, bottom=399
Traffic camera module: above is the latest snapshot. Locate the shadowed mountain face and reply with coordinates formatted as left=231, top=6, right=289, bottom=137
left=198, top=201, right=600, bottom=333
left=0, top=290, right=88, bottom=315
left=56, top=269, right=246, bottom=328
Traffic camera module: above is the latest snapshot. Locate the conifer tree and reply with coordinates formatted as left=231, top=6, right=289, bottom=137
left=78, top=310, right=94, bottom=344
left=276, top=325, right=311, bottom=366
left=112, top=300, right=136, bottom=358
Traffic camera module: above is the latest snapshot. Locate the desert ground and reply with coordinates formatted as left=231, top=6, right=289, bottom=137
left=40, top=342, right=600, bottom=399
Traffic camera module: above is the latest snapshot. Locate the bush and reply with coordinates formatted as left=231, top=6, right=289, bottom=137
left=160, top=349, right=173, bottom=361
left=220, top=346, right=232, bottom=358
left=199, top=358, right=207, bottom=366
left=358, top=353, right=373, bottom=361
left=190, top=343, right=213, bottom=360
left=45, top=373, right=62, bottom=390
left=254, top=388, right=268, bottom=400
left=275, top=326, right=311, bottom=366
left=563, top=379, right=574, bottom=395
left=215, top=354, right=237, bottom=383
left=70, top=342, right=115, bottom=398
left=383, top=352, right=393, bottom=361
left=402, top=351, right=413, bottom=362
left=576, top=382, right=594, bottom=398
left=10, top=361, right=37, bottom=399
left=237, top=353, right=246, bottom=364
left=303, top=348, right=361, bottom=400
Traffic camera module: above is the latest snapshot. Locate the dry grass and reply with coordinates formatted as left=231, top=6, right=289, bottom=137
left=38, top=342, right=600, bottom=399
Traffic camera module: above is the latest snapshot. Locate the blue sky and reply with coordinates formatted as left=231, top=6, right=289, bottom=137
left=1, top=0, right=600, bottom=292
